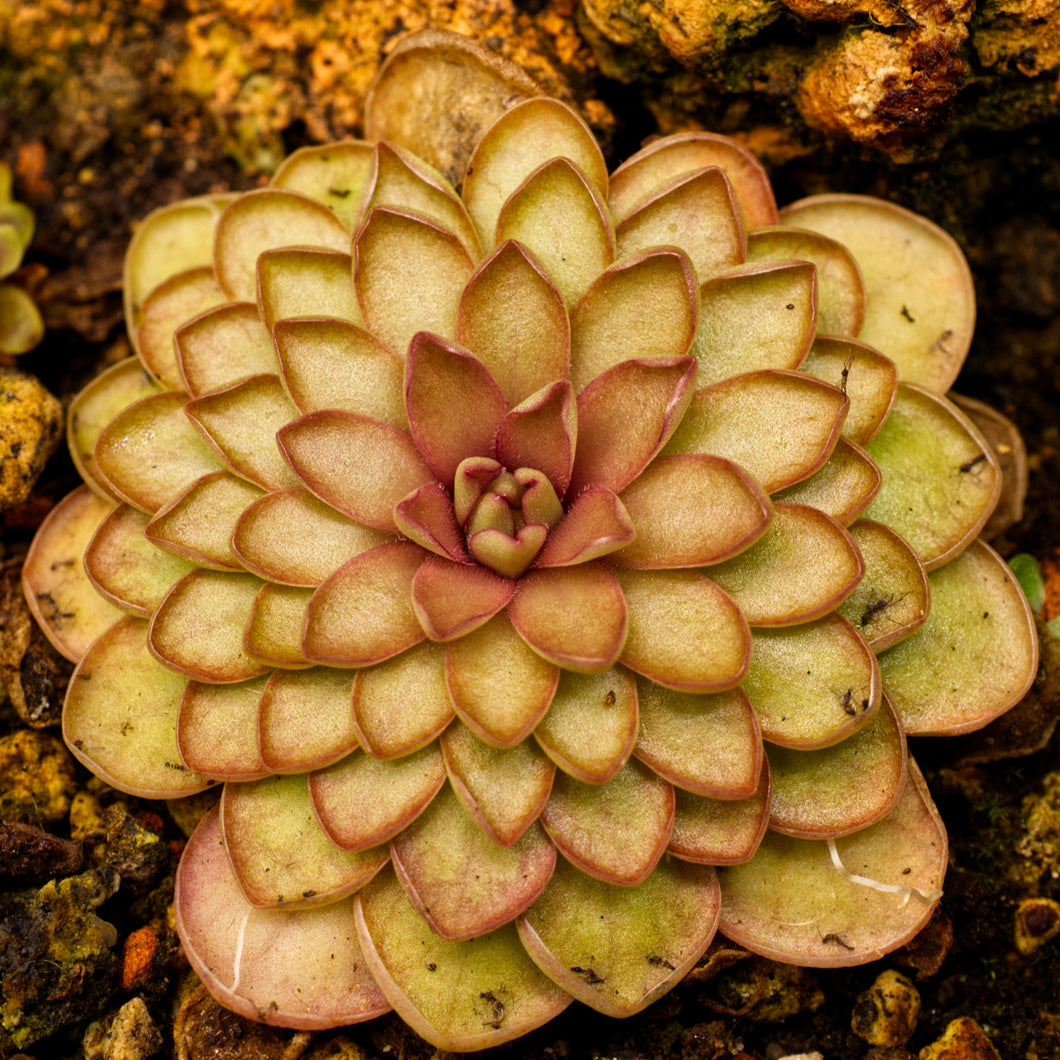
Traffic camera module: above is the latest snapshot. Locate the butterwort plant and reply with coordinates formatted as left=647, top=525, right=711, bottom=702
left=23, top=29, right=1039, bottom=1051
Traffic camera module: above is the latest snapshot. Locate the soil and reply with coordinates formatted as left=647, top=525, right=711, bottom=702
left=2, top=3, right=1060, bottom=1059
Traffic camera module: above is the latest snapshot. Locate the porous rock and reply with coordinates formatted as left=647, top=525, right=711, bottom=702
left=851, top=969, right=921, bottom=1047
left=0, top=367, right=62, bottom=512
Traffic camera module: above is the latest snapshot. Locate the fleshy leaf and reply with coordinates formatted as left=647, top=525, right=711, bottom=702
left=615, top=568, right=750, bottom=693
left=569, top=357, right=696, bottom=495
left=864, top=384, right=1000, bottom=570
left=771, top=438, right=881, bottom=527
left=615, top=167, right=745, bottom=281
left=177, top=678, right=269, bottom=779
left=441, top=721, right=555, bottom=846
left=355, top=866, right=570, bottom=1051
left=743, top=614, right=881, bottom=748
left=879, top=539, right=1038, bottom=735
left=244, top=582, right=313, bottom=667
left=707, top=503, right=864, bottom=627
left=395, top=483, right=469, bottom=563
left=951, top=393, right=1028, bottom=539
left=68, top=357, right=161, bottom=500
left=663, top=369, right=847, bottom=493
left=364, top=27, right=541, bottom=189
left=303, top=542, right=426, bottom=667
left=22, top=487, right=123, bottom=660
left=405, top=332, right=508, bottom=485
left=123, top=194, right=232, bottom=326
left=609, top=132, right=778, bottom=228
left=150, top=570, right=269, bottom=683
left=94, top=392, right=222, bottom=514
left=185, top=374, right=300, bottom=491
left=518, top=855, right=720, bottom=1017
left=495, top=158, right=614, bottom=307
left=569, top=249, right=698, bottom=392
left=234, top=488, right=393, bottom=587
left=780, top=194, right=974, bottom=393
left=175, top=808, right=390, bottom=1029
left=495, top=381, right=576, bottom=497
left=445, top=612, right=559, bottom=747
left=310, top=744, right=446, bottom=852
left=354, top=206, right=474, bottom=355
left=535, top=488, right=635, bottom=568
left=222, top=773, right=388, bottom=908
left=278, top=411, right=433, bottom=533
left=767, top=694, right=907, bottom=839
left=669, top=764, right=772, bottom=865
left=63, top=615, right=210, bottom=797
left=456, top=240, right=570, bottom=407
left=507, top=563, right=628, bottom=674
left=364, top=142, right=480, bottom=257
left=352, top=640, right=455, bottom=759
left=274, top=318, right=405, bottom=425
left=411, top=557, right=513, bottom=640
left=391, top=786, right=556, bottom=940
left=270, top=140, right=374, bottom=228
left=746, top=227, right=864, bottom=337
left=541, top=758, right=674, bottom=885
left=635, top=680, right=762, bottom=798
left=534, top=667, right=639, bottom=785
left=146, top=470, right=264, bottom=570
left=258, top=667, right=358, bottom=773
left=800, top=336, right=898, bottom=446
left=214, top=188, right=350, bottom=303
left=136, top=266, right=227, bottom=388
left=463, top=97, right=608, bottom=246
left=176, top=302, right=279, bottom=396
left=718, top=761, right=946, bottom=967
left=691, top=262, right=817, bottom=386
left=614, top=454, right=772, bottom=569
left=86, top=503, right=196, bottom=616
left=837, top=519, right=930, bottom=651
left=257, top=247, right=362, bottom=330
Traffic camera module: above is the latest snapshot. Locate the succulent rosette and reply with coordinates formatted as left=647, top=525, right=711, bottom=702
left=23, top=30, right=1039, bottom=1052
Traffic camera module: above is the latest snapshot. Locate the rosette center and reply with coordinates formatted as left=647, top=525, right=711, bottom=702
left=454, top=456, right=564, bottom=578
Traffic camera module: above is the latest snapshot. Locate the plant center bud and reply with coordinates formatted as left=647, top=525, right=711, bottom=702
left=453, top=456, right=564, bottom=578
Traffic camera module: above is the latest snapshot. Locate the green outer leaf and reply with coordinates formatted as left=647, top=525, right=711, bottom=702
left=718, top=760, right=946, bottom=967
left=518, top=855, right=720, bottom=1017
left=864, top=384, right=1000, bottom=570
left=64, top=615, right=211, bottom=798
left=779, top=194, right=974, bottom=394
left=355, top=865, right=571, bottom=1051
left=879, top=539, right=1039, bottom=735
left=766, top=693, right=907, bottom=838
left=221, top=773, right=388, bottom=908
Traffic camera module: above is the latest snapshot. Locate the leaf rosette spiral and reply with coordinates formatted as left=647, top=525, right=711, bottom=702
left=22, top=30, right=1039, bottom=1052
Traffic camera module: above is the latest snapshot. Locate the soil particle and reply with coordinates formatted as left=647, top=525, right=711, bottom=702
left=0, top=820, right=82, bottom=880
left=1013, top=896, right=1060, bottom=954
left=82, top=996, right=163, bottom=1060
left=172, top=983, right=311, bottom=1060
left=917, top=1017, right=1002, bottom=1060
left=0, top=367, right=62, bottom=512
left=850, top=970, right=921, bottom=1047
left=0, top=727, right=77, bottom=825
left=0, top=867, right=119, bottom=1051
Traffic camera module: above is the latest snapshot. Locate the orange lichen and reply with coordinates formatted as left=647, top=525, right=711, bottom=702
left=120, top=925, right=159, bottom=991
